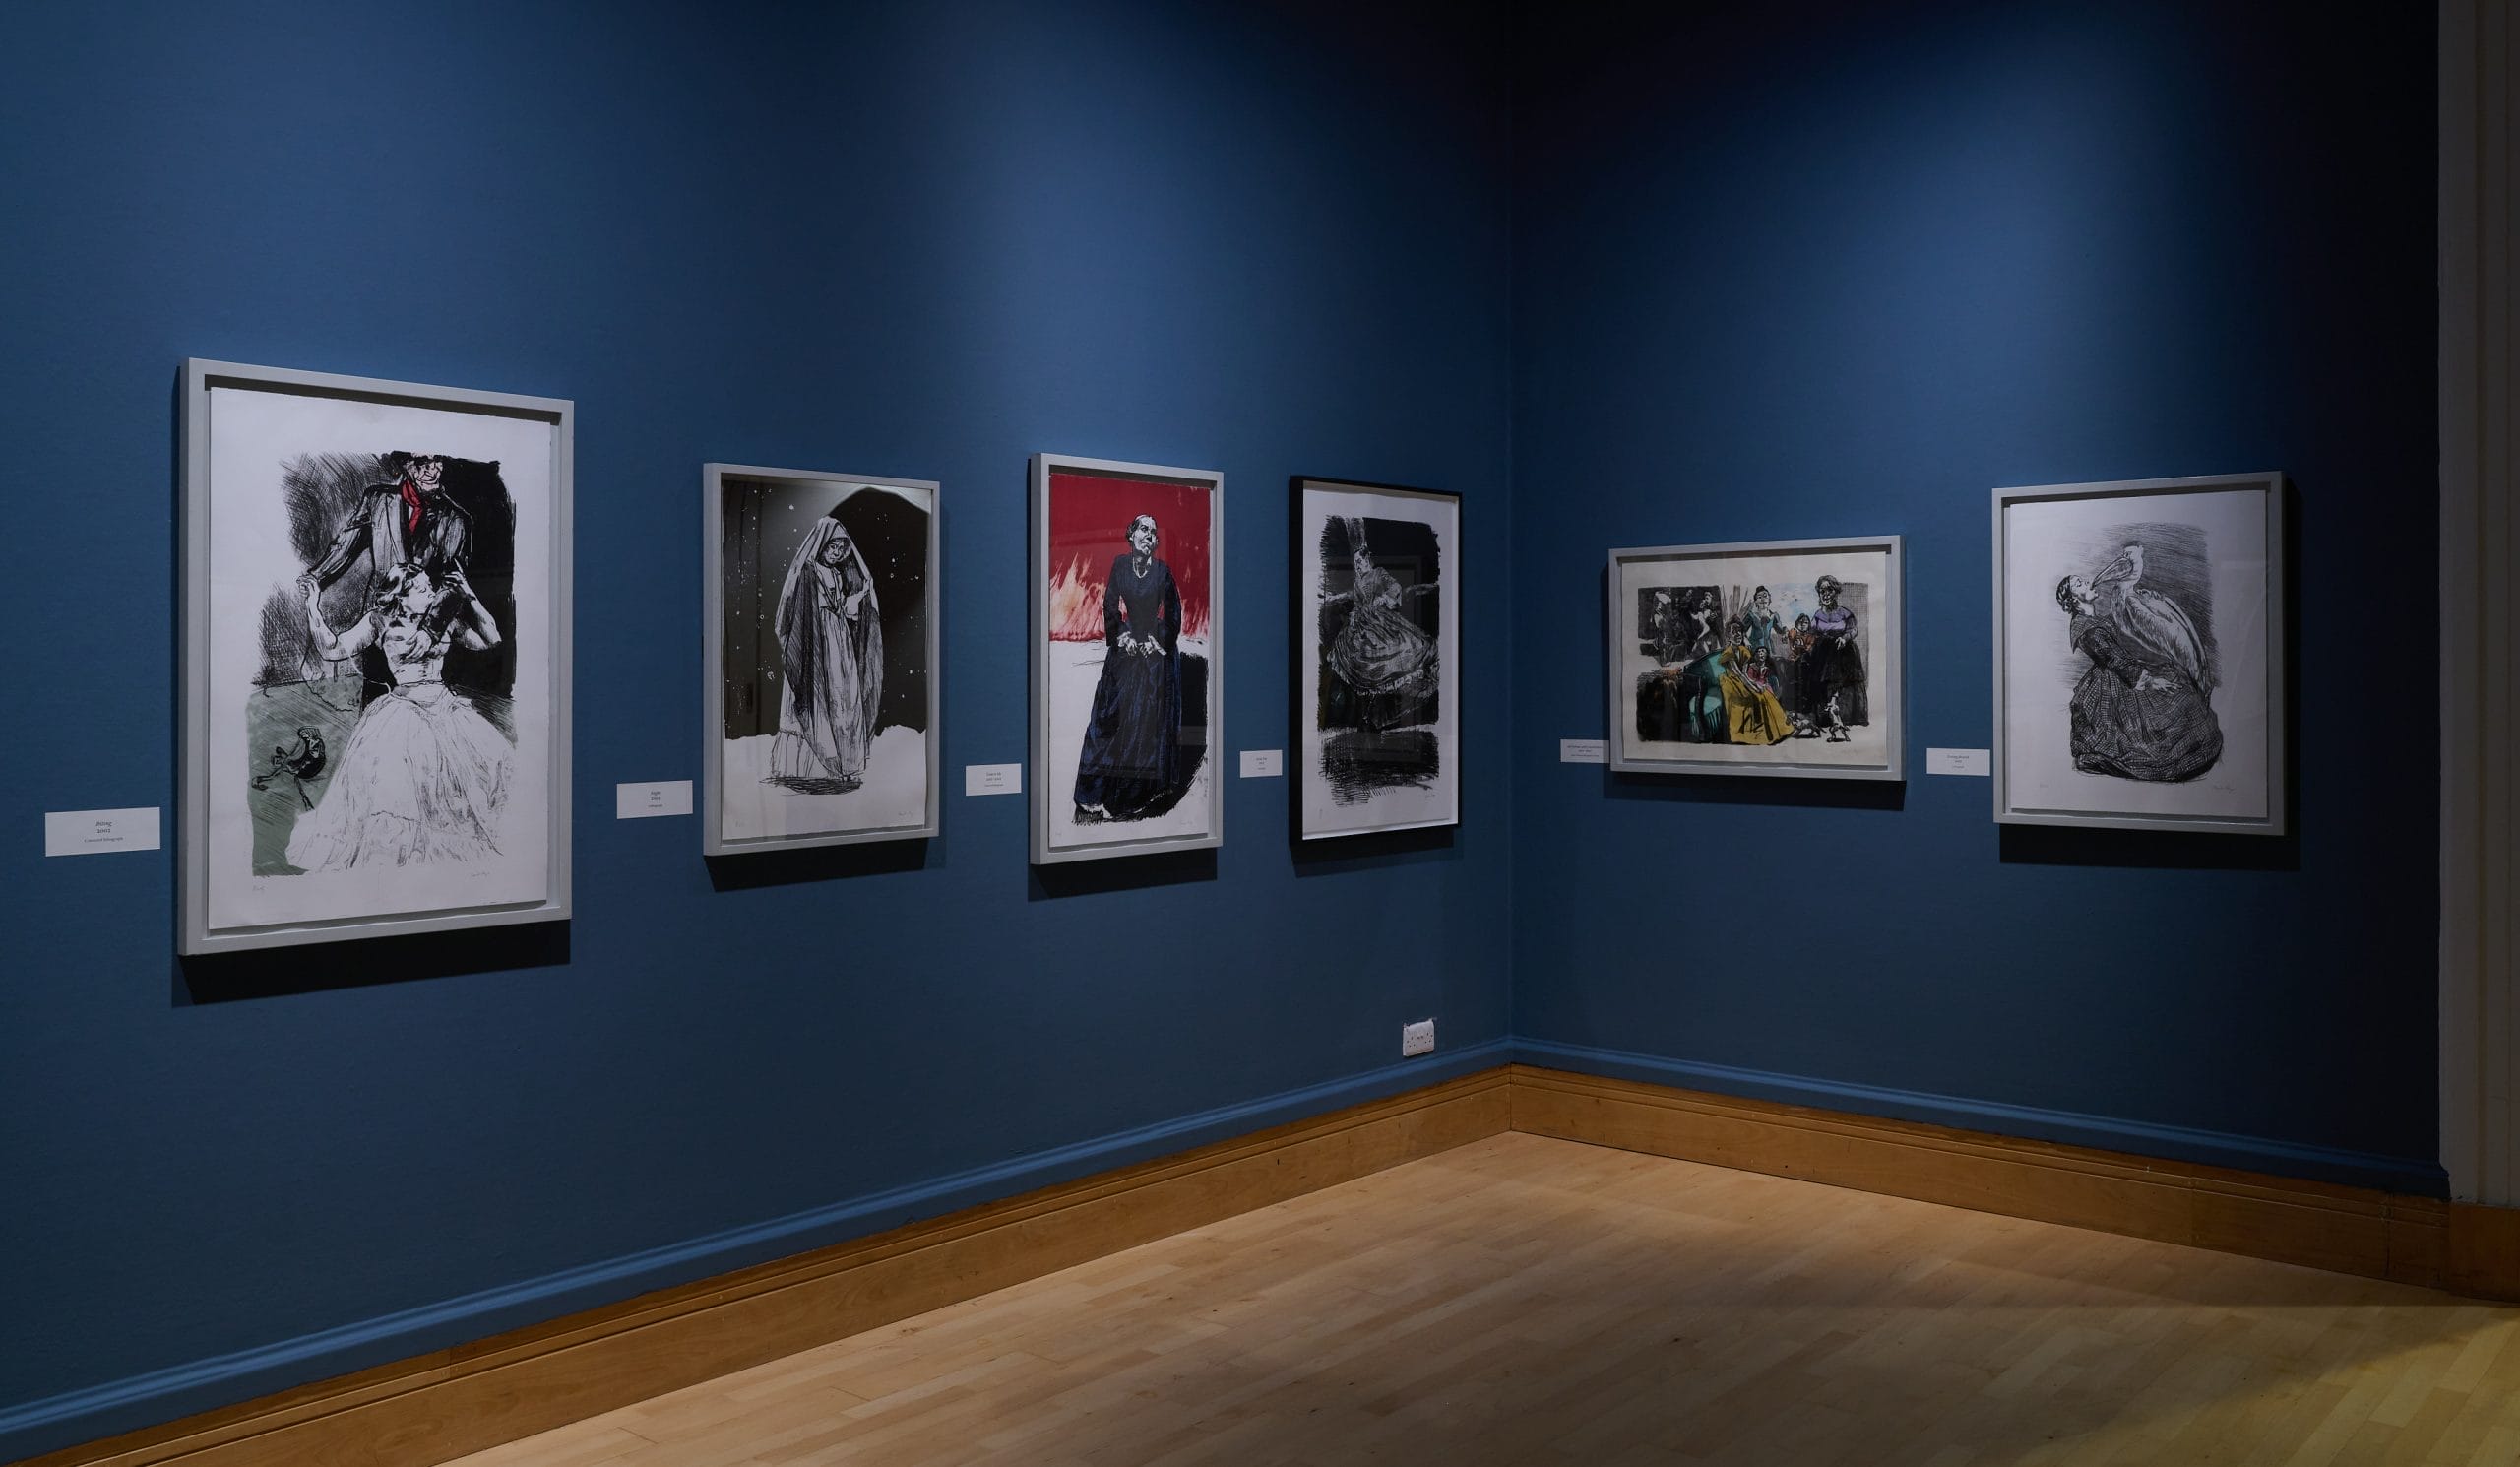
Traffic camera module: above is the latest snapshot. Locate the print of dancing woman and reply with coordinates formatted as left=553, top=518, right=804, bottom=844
left=286, top=564, right=511, bottom=869
left=771, top=517, right=884, bottom=794
left=1322, top=520, right=1437, bottom=730
left=2055, top=542, right=2222, bottom=782
left=1073, top=514, right=1186, bottom=821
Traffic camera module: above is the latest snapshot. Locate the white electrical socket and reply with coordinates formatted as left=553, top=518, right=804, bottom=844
left=1401, top=1019, right=1435, bottom=1056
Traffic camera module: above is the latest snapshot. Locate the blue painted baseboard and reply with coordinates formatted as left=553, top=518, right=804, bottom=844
left=1509, top=1038, right=2449, bottom=1198
left=0, top=1040, right=1511, bottom=1464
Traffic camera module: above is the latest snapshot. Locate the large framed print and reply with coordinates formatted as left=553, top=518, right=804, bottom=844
left=180, top=359, right=572, bottom=953
left=704, top=464, right=939, bottom=855
left=1293, top=477, right=1460, bottom=838
left=1993, top=472, right=2285, bottom=834
left=1031, top=452, right=1223, bottom=864
left=1607, top=536, right=1905, bottom=780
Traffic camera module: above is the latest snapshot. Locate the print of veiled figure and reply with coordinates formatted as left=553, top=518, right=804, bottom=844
left=286, top=564, right=512, bottom=870
left=2057, top=541, right=2222, bottom=782
left=1324, top=519, right=1437, bottom=731
left=771, top=516, right=883, bottom=793
left=1074, top=514, right=1186, bottom=821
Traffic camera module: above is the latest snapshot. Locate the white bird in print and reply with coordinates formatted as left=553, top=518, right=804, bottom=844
left=2094, top=542, right=2211, bottom=691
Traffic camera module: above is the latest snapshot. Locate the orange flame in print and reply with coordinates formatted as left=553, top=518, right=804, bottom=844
left=1046, top=555, right=1208, bottom=642
left=1048, top=555, right=1104, bottom=640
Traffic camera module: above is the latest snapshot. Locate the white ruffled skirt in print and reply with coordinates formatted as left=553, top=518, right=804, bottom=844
left=285, top=682, right=513, bottom=871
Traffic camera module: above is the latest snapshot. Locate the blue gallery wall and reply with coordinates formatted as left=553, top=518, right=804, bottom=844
left=0, top=1, right=1514, bottom=1454
left=0, top=0, right=2456, bottom=1457
left=1509, top=0, right=2441, bottom=1187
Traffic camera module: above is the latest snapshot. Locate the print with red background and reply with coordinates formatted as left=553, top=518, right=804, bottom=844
left=1046, top=471, right=1213, bottom=641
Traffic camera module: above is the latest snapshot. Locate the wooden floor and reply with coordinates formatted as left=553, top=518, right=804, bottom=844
left=444, top=1134, right=2520, bottom=1467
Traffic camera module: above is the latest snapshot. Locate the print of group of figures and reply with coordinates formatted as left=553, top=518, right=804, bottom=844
left=248, top=452, right=519, bottom=874
left=1635, top=579, right=1867, bottom=746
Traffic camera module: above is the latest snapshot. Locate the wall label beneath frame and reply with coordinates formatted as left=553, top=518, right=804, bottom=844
left=44, top=807, right=161, bottom=857
left=1238, top=749, right=1283, bottom=778
left=615, top=782, right=693, bottom=819
left=1925, top=748, right=1991, bottom=776
left=966, top=763, right=1022, bottom=796
left=1559, top=738, right=1607, bottom=764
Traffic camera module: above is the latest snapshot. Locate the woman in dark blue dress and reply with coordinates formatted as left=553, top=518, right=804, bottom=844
left=1074, top=514, right=1185, bottom=821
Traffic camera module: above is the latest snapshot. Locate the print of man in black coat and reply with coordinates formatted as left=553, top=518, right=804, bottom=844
left=308, top=452, right=472, bottom=598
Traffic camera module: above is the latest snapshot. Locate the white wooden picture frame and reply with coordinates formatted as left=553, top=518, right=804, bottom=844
left=1030, top=451, right=1226, bottom=864
left=703, top=464, right=941, bottom=855
left=180, top=358, right=573, bottom=952
left=1993, top=472, right=2287, bottom=834
left=1606, top=535, right=1905, bottom=781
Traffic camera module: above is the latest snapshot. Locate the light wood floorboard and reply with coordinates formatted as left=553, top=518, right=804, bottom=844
left=438, top=1135, right=2520, bottom=1467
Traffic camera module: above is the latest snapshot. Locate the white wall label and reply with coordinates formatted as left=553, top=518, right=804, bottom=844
left=1559, top=738, right=1606, bottom=764
left=966, top=763, right=1022, bottom=796
left=44, top=807, right=161, bottom=857
left=1238, top=749, right=1283, bottom=778
left=615, top=781, right=693, bottom=818
left=1925, top=747, right=1991, bottom=777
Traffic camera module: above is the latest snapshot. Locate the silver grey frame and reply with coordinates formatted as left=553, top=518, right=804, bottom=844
left=701, top=463, right=942, bottom=855
left=1991, top=471, right=2287, bottom=835
left=1030, top=451, right=1226, bottom=864
left=1604, top=534, right=1906, bottom=781
left=179, top=357, right=575, bottom=953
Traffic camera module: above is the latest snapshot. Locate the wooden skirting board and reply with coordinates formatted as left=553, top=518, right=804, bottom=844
left=1508, top=1065, right=2464, bottom=1291
left=18, top=1061, right=2520, bottom=1467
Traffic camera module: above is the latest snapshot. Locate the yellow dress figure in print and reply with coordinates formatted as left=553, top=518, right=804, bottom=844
left=1719, top=643, right=1793, bottom=746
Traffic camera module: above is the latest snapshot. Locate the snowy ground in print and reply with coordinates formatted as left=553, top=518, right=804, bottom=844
left=719, top=725, right=927, bottom=844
